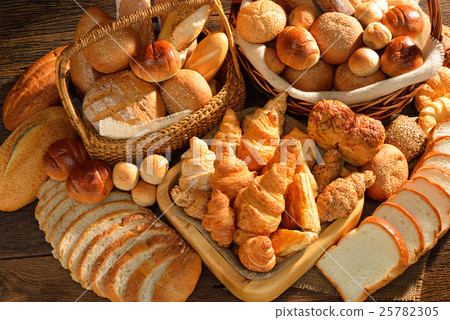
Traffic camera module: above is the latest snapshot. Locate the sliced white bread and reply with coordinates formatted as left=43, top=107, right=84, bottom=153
left=48, top=191, right=132, bottom=250
left=428, top=119, right=450, bottom=143
left=37, top=179, right=58, bottom=199
left=57, top=200, right=141, bottom=268
left=77, top=216, right=154, bottom=288
left=67, top=208, right=147, bottom=281
left=35, top=182, right=65, bottom=222
left=42, top=196, right=79, bottom=236
left=38, top=191, right=68, bottom=230
left=413, top=166, right=450, bottom=196
left=419, top=152, right=450, bottom=173
left=316, top=216, right=409, bottom=302
left=402, top=177, right=450, bottom=238
left=426, top=136, right=450, bottom=155
left=388, top=189, right=441, bottom=253
left=373, top=203, right=424, bottom=264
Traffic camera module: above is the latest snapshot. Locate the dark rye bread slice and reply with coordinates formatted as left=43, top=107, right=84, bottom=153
left=37, top=179, right=58, bottom=199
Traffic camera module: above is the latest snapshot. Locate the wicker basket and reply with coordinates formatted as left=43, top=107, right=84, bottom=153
left=55, top=0, right=245, bottom=166
left=229, top=0, right=443, bottom=119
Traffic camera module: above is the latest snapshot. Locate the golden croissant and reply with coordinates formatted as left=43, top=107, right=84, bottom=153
left=232, top=228, right=270, bottom=246
left=211, top=108, right=242, bottom=154
left=238, top=236, right=276, bottom=272
left=312, top=148, right=341, bottom=194
left=270, top=229, right=318, bottom=257
left=202, top=190, right=235, bottom=247
left=171, top=185, right=211, bottom=220
left=283, top=127, right=317, bottom=169
left=210, top=144, right=257, bottom=202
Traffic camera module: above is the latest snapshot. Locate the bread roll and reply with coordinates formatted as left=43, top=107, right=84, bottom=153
left=284, top=60, right=334, bottom=91
left=310, top=12, right=364, bottom=65
left=354, top=2, right=383, bottom=27
left=348, top=47, right=381, bottom=77
left=314, top=0, right=356, bottom=15
left=159, top=69, right=212, bottom=114
left=276, top=26, right=320, bottom=70
left=66, top=160, right=113, bottom=204
left=380, top=36, right=423, bottom=77
left=265, top=47, right=286, bottom=74
left=362, top=144, right=408, bottom=201
left=132, top=180, right=157, bottom=206
left=83, top=20, right=140, bottom=74
left=288, top=5, right=316, bottom=30
left=334, top=63, right=387, bottom=91
left=236, top=0, right=286, bottom=43
left=113, top=162, right=140, bottom=191
left=139, top=154, right=169, bottom=185
left=83, top=70, right=166, bottom=131
left=43, top=139, right=90, bottom=181
left=381, top=5, right=425, bottom=38
left=130, top=40, right=181, bottom=82
left=363, top=0, right=388, bottom=12
left=363, top=22, right=392, bottom=50
left=273, top=0, right=322, bottom=16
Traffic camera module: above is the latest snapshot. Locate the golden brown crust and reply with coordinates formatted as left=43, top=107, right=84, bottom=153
left=380, top=36, right=423, bottom=77
left=288, top=5, right=316, bottom=30
left=312, top=149, right=341, bottom=194
left=211, top=108, right=242, bottom=154
left=381, top=5, right=425, bottom=38
left=232, top=228, right=270, bottom=246
left=334, top=63, right=387, bottom=91
left=270, top=229, right=318, bottom=257
left=264, top=47, right=286, bottom=75
left=283, top=60, right=334, bottom=92
left=171, top=185, right=211, bottom=220
left=238, top=236, right=276, bottom=272
left=363, top=22, right=392, bottom=50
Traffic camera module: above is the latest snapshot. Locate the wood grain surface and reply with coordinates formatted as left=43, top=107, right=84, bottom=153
left=0, top=0, right=449, bottom=302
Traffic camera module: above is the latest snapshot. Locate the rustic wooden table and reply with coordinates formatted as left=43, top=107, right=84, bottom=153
left=0, top=0, right=449, bottom=302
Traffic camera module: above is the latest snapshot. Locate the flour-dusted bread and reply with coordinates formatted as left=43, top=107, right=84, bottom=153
left=373, top=203, right=424, bottom=263
left=388, top=189, right=441, bottom=252
left=402, top=177, right=450, bottom=238
left=316, top=216, right=409, bottom=302
left=413, top=166, right=450, bottom=195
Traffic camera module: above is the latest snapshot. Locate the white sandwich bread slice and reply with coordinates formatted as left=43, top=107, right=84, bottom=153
left=373, top=203, right=424, bottom=263
left=43, top=196, right=79, bottom=236
left=428, top=120, right=450, bottom=143
left=426, top=136, right=450, bottom=155
left=418, top=152, right=450, bottom=173
left=35, top=182, right=65, bottom=222
left=413, top=166, right=450, bottom=196
left=388, top=189, right=441, bottom=252
left=38, top=191, right=68, bottom=230
left=36, top=179, right=58, bottom=199
left=402, top=177, right=450, bottom=238
left=316, top=216, right=409, bottom=302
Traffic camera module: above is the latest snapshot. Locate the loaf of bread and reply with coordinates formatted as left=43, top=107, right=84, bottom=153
left=0, top=107, right=78, bottom=212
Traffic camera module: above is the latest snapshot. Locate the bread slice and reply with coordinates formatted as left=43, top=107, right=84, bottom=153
left=316, top=216, right=409, bottom=302
left=37, top=179, right=58, bottom=199
left=428, top=119, right=450, bottom=143
left=388, top=189, right=441, bottom=252
left=413, top=166, right=450, bottom=196
left=48, top=191, right=132, bottom=251
left=38, top=191, right=68, bottom=230
left=35, top=182, right=65, bottom=223
left=58, top=200, right=141, bottom=268
left=420, top=152, right=450, bottom=173
left=426, top=136, right=450, bottom=155
left=77, top=216, right=154, bottom=288
left=403, top=177, right=450, bottom=238
left=42, top=196, right=79, bottom=236
left=373, top=203, right=424, bottom=263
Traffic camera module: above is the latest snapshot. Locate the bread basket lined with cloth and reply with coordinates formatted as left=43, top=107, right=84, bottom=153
left=229, top=0, right=444, bottom=119
left=55, top=0, right=245, bottom=166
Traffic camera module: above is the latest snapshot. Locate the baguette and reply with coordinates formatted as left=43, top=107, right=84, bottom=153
left=0, top=107, right=77, bottom=212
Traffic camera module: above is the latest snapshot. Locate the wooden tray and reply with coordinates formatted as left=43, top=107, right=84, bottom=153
left=157, top=162, right=364, bottom=301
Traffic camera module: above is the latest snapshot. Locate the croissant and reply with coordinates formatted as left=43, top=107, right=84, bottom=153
left=202, top=190, right=235, bottom=247
left=317, top=171, right=375, bottom=223
left=270, top=229, right=318, bottom=257
left=262, top=138, right=301, bottom=185
left=283, top=127, right=317, bottom=169
left=211, top=108, right=242, bottom=154
left=210, top=144, right=257, bottom=202
left=171, top=185, right=211, bottom=219
left=179, top=137, right=215, bottom=191
left=312, top=149, right=341, bottom=194
left=282, top=172, right=321, bottom=232
left=415, top=67, right=450, bottom=134
left=238, top=236, right=276, bottom=272
left=232, top=228, right=270, bottom=246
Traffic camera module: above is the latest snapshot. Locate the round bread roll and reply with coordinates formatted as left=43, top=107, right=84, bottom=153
left=273, top=0, right=322, bottom=16
left=264, top=47, right=286, bottom=74
left=83, top=20, right=140, bottom=74
left=112, top=162, right=139, bottom=191
left=159, top=69, right=212, bottom=114
left=363, top=22, right=392, bottom=50
left=361, top=144, right=409, bottom=201
left=139, top=154, right=169, bottom=185
left=130, top=40, right=181, bottom=83
left=284, top=60, right=334, bottom=91
left=236, top=0, right=286, bottom=43
left=310, top=13, right=364, bottom=65
left=381, top=5, right=424, bottom=38
left=131, top=180, right=157, bottom=207
left=288, top=5, right=316, bottom=30
left=66, top=160, right=113, bottom=204
left=348, top=47, right=381, bottom=77
left=354, top=3, right=383, bottom=28
left=363, top=0, right=388, bottom=12
left=334, top=63, right=387, bottom=91
left=276, top=26, right=320, bottom=70
left=380, top=36, right=423, bottom=77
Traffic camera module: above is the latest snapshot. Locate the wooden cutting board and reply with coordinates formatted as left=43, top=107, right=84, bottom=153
left=156, top=162, right=364, bottom=301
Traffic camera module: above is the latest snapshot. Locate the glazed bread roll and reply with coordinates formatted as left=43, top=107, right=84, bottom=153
left=334, top=63, right=387, bottom=91
left=288, top=5, right=316, bottom=30
left=276, top=26, right=320, bottom=70
left=139, top=154, right=169, bottom=185
left=130, top=40, right=181, bottom=82
left=112, top=162, right=140, bottom=191
left=310, top=12, right=364, bottom=65
left=236, top=0, right=286, bottom=43
left=284, top=60, right=334, bottom=91
left=348, top=47, right=381, bottom=77
left=83, top=20, right=140, bottom=74
left=381, top=5, right=425, bottom=38
left=363, top=22, right=392, bottom=50
left=354, top=2, right=383, bottom=28
left=380, top=36, right=423, bottom=77
left=160, top=69, right=212, bottom=114
left=265, top=47, right=286, bottom=74
left=131, top=180, right=157, bottom=207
